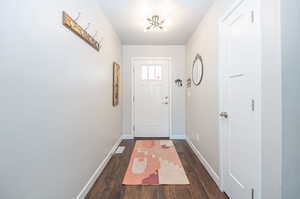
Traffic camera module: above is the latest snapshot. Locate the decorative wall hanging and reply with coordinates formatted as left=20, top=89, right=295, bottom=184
left=175, top=79, right=183, bottom=87
left=187, top=78, right=191, bottom=88
left=62, top=11, right=102, bottom=51
left=112, top=62, right=120, bottom=107
left=192, top=54, right=204, bottom=86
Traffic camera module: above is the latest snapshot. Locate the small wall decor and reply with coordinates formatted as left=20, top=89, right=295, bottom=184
left=187, top=78, right=191, bottom=88
left=112, top=62, right=120, bottom=107
left=192, top=54, right=204, bottom=86
left=62, top=11, right=102, bottom=51
left=175, top=79, right=183, bottom=87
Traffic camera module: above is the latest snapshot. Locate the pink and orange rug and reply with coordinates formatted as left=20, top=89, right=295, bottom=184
left=122, top=140, right=189, bottom=185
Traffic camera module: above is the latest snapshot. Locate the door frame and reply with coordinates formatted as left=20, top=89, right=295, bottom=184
left=218, top=0, right=262, bottom=197
left=131, top=57, right=173, bottom=138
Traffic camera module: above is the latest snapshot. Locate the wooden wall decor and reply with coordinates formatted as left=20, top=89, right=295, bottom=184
left=62, top=11, right=100, bottom=51
left=187, top=78, right=191, bottom=88
left=112, top=62, right=120, bottom=107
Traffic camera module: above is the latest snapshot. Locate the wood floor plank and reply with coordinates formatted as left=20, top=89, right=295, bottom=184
left=86, top=139, right=228, bottom=199
left=172, top=185, right=192, bottom=199
left=180, top=141, right=228, bottom=199
left=158, top=186, right=175, bottom=199
left=142, top=186, right=159, bottom=199
left=177, top=152, right=209, bottom=199
left=123, top=186, right=143, bottom=199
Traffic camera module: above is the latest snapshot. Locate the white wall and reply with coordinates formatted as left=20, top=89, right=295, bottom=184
left=185, top=0, right=235, bottom=177
left=122, top=45, right=186, bottom=138
left=186, top=0, right=283, bottom=198
left=261, top=0, right=282, bottom=198
left=0, top=0, right=122, bottom=199
left=281, top=0, right=300, bottom=198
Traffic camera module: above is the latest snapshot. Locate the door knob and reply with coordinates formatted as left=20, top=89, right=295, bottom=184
left=162, top=96, right=169, bottom=105
left=220, top=112, right=228, bottom=119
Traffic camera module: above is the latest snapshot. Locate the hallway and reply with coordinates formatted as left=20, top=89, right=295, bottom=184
left=1, top=0, right=299, bottom=198
left=86, top=139, right=228, bottom=199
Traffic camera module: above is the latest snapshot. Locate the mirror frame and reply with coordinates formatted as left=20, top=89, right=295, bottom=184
left=192, top=54, right=204, bottom=86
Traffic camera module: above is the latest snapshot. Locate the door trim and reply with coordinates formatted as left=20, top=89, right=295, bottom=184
left=218, top=0, right=262, bottom=197
left=131, top=57, right=173, bottom=138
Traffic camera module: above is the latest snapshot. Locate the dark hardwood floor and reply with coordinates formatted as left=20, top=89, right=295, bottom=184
left=85, top=139, right=229, bottom=199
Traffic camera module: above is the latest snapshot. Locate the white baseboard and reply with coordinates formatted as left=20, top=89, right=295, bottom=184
left=122, top=134, right=185, bottom=140
left=170, top=134, right=186, bottom=140
left=76, top=137, right=122, bottom=199
left=122, top=134, right=134, bottom=139
left=186, top=137, right=221, bottom=189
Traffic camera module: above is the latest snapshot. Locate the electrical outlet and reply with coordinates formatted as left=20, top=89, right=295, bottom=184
left=187, top=91, right=191, bottom=97
left=193, top=131, right=196, bottom=139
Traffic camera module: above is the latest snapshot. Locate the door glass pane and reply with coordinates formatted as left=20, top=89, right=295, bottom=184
left=141, top=65, right=162, bottom=80
left=148, top=66, right=155, bottom=80
left=142, top=66, right=148, bottom=80
left=155, top=65, right=162, bottom=80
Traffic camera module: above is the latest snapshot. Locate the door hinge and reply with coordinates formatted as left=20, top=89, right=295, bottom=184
left=133, top=96, right=135, bottom=103
left=251, top=188, right=255, bottom=199
left=251, top=99, right=255, bottom=111
left=251, top=10, right=255, bottom=23
left=133, top=125, right=135, bottom=132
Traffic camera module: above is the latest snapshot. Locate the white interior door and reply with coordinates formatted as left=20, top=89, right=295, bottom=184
left=133, top=58, right=170, bottom=137
left=220, top=0, right=260, bottom=199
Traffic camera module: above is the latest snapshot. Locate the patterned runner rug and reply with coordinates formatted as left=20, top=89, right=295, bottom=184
left=122, top=140, right=189, bottom=185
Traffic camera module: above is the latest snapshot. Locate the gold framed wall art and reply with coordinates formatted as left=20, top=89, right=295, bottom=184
left=112, top=62, right=120, bottom=107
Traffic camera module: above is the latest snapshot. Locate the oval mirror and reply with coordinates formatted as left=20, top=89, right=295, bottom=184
left=192, top=54, right=204, bottom=86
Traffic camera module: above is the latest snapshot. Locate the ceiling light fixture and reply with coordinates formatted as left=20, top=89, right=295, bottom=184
left=145, top=15, right=166, bottom=32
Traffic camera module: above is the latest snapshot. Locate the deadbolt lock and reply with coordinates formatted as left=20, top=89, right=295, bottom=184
left=220, top=112, right=228, bottom=119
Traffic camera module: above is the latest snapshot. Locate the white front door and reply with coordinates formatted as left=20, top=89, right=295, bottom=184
left=133, top=58, right=170, bottom=138
left=220, top=0, right=260, bottom=199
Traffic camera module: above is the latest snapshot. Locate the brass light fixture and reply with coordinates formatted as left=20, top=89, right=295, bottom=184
left=145, top=15, right=165, bottom=32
